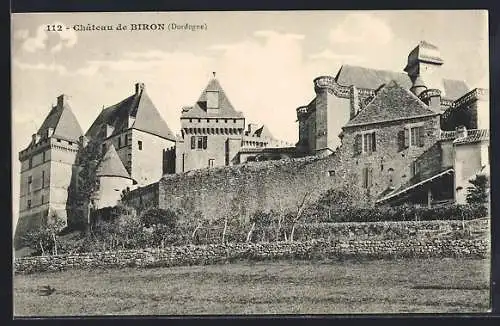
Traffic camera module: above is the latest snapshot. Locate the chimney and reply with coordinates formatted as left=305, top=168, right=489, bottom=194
left=47, top=127, right=54, bottom=138
left=57, top=94, right=69, bottom=107
left=135, top=82, right=145, bottom=95
left=247, top=123, right=259, bottom=135
left=455, top=125, right=468, bottom=139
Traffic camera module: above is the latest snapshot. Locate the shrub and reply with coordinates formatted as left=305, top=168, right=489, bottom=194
left=140, top=207, right=178, bottom=228
left=309, top=203, right=487, bottom=223
left=466, top=174, right=490, bottom=206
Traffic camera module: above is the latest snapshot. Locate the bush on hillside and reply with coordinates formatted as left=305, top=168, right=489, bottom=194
left=140, top=207, right=178, bottom=228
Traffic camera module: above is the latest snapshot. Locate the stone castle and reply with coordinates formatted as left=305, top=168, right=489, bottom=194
left=15, top=41, right=489, bottom=246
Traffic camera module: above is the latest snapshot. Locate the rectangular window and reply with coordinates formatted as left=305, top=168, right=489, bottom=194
left=195, top=136, right=208, bottom=150
left=405, top=126, right=425, bottom=148
left=42, top=151, right=46, bottom=162
left=42, top=171, right=45, bottom=188
left=28, top=176, right=32, bottom=193
left=410, top=127, right=419, bottom=147
left=27, top=199, right=31, bottom=209
left=411, top=161, right=420, bottom=177
left=124, top=135, right=128, bottom=146
left=191, top=136, right=196, bottom=149
left=41, top=195, right=44, bottom=204
left=208, top=159, right=215, bottom=167
left=362, top=166, right=373, bottom=189
left=28, top=158, right=32, bottom=169
left=361, top=132, right=376, bottom=154
left=118, top=136, right=121, bottom=148
left=138, top=141, right=143, bottom=150
left=102, top=143, right=107, bottom=154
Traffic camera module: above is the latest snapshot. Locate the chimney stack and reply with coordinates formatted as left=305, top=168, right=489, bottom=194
left=455, top=125, right=468, bottom=139
left=57, top=94, right=69, bottom=107
left=135, top=82, right=145, bottom=95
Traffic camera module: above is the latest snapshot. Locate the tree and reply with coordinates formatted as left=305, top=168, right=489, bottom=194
left=140, top=208, right=178, bottom=228
left=68, top=138, right=104, bottom=231
left=288, top=192, right=311, bottom=242
left=22, top=219, right=66, bottom=256
left=246, top=210, right=273, bottom=242
left=466, top=174, right=490, bottom=206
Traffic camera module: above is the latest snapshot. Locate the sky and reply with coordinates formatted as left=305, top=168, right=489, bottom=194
left=11, top=10, right=489, bottom=231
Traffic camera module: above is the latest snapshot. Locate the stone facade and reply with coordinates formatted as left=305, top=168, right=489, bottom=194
left=17, top=41, right=490, bottom=247
left=15, top=95, right=83, bottom=247
left=177, top=77, right=294, bottom=172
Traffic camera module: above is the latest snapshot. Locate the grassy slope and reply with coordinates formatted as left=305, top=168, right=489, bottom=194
left=14, top=258, right=490, bottom=316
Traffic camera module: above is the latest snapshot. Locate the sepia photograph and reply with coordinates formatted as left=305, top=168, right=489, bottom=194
left=11, top=10, right=491, bottom=315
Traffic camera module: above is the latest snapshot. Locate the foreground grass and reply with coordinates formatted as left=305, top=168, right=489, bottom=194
left=14, top=258, right=490, bottom=316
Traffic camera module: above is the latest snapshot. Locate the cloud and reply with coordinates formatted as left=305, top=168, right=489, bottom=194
left=205, top=30, right=320, bottom=143
left=20, top=22, right=77, bottom=53
left=13, top=29, right=29, bottom=40
left=21, top=25, right=48, bottom=52
left=13, top=60, right=68, bottom=75
left=329, top=13, right=393, bottom=45
left=254, top=30, right=305, bottom=41
left=309, top=49, right=365, bottom=63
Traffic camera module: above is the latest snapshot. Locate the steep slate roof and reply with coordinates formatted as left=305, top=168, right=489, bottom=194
left=95, top=144, right=131, bottom=179
left=181, top=78, right=244, bottom=118
left=37, top=96, right=84, bottom=142
left=334, top=64, right=469, bottom=100
left=344, top=80, right=438, bottom=128
left=85, top=86, right=176, bottom=141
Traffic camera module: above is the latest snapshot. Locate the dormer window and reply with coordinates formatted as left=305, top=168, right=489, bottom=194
left=207, top=90, right=219, bottom=109
left=105, top=124, right=114, bottom=138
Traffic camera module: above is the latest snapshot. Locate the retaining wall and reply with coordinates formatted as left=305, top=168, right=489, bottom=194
left=14, top=238, right=489, bottom=275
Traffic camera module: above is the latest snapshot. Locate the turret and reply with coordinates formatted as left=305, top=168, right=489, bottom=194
left=404, top=41, right=444, bottom=96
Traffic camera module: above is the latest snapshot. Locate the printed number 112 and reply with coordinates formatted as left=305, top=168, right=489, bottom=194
left=47, top=24, right=63, bottom=32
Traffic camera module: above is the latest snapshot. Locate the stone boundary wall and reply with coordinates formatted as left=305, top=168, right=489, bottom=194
left=158, top=155, right=344, bottom=221
left=14, top=238, right=489, bottom=275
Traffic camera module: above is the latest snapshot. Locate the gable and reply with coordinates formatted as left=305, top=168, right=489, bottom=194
left=345, top=80, right=438, bottom=128
left=181, top=78, right=244, bottom=118
left=85, top=87, right=176, bottom=141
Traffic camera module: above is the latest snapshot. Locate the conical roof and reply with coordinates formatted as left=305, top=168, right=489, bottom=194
left=95, top=144, right=131, bottom=179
